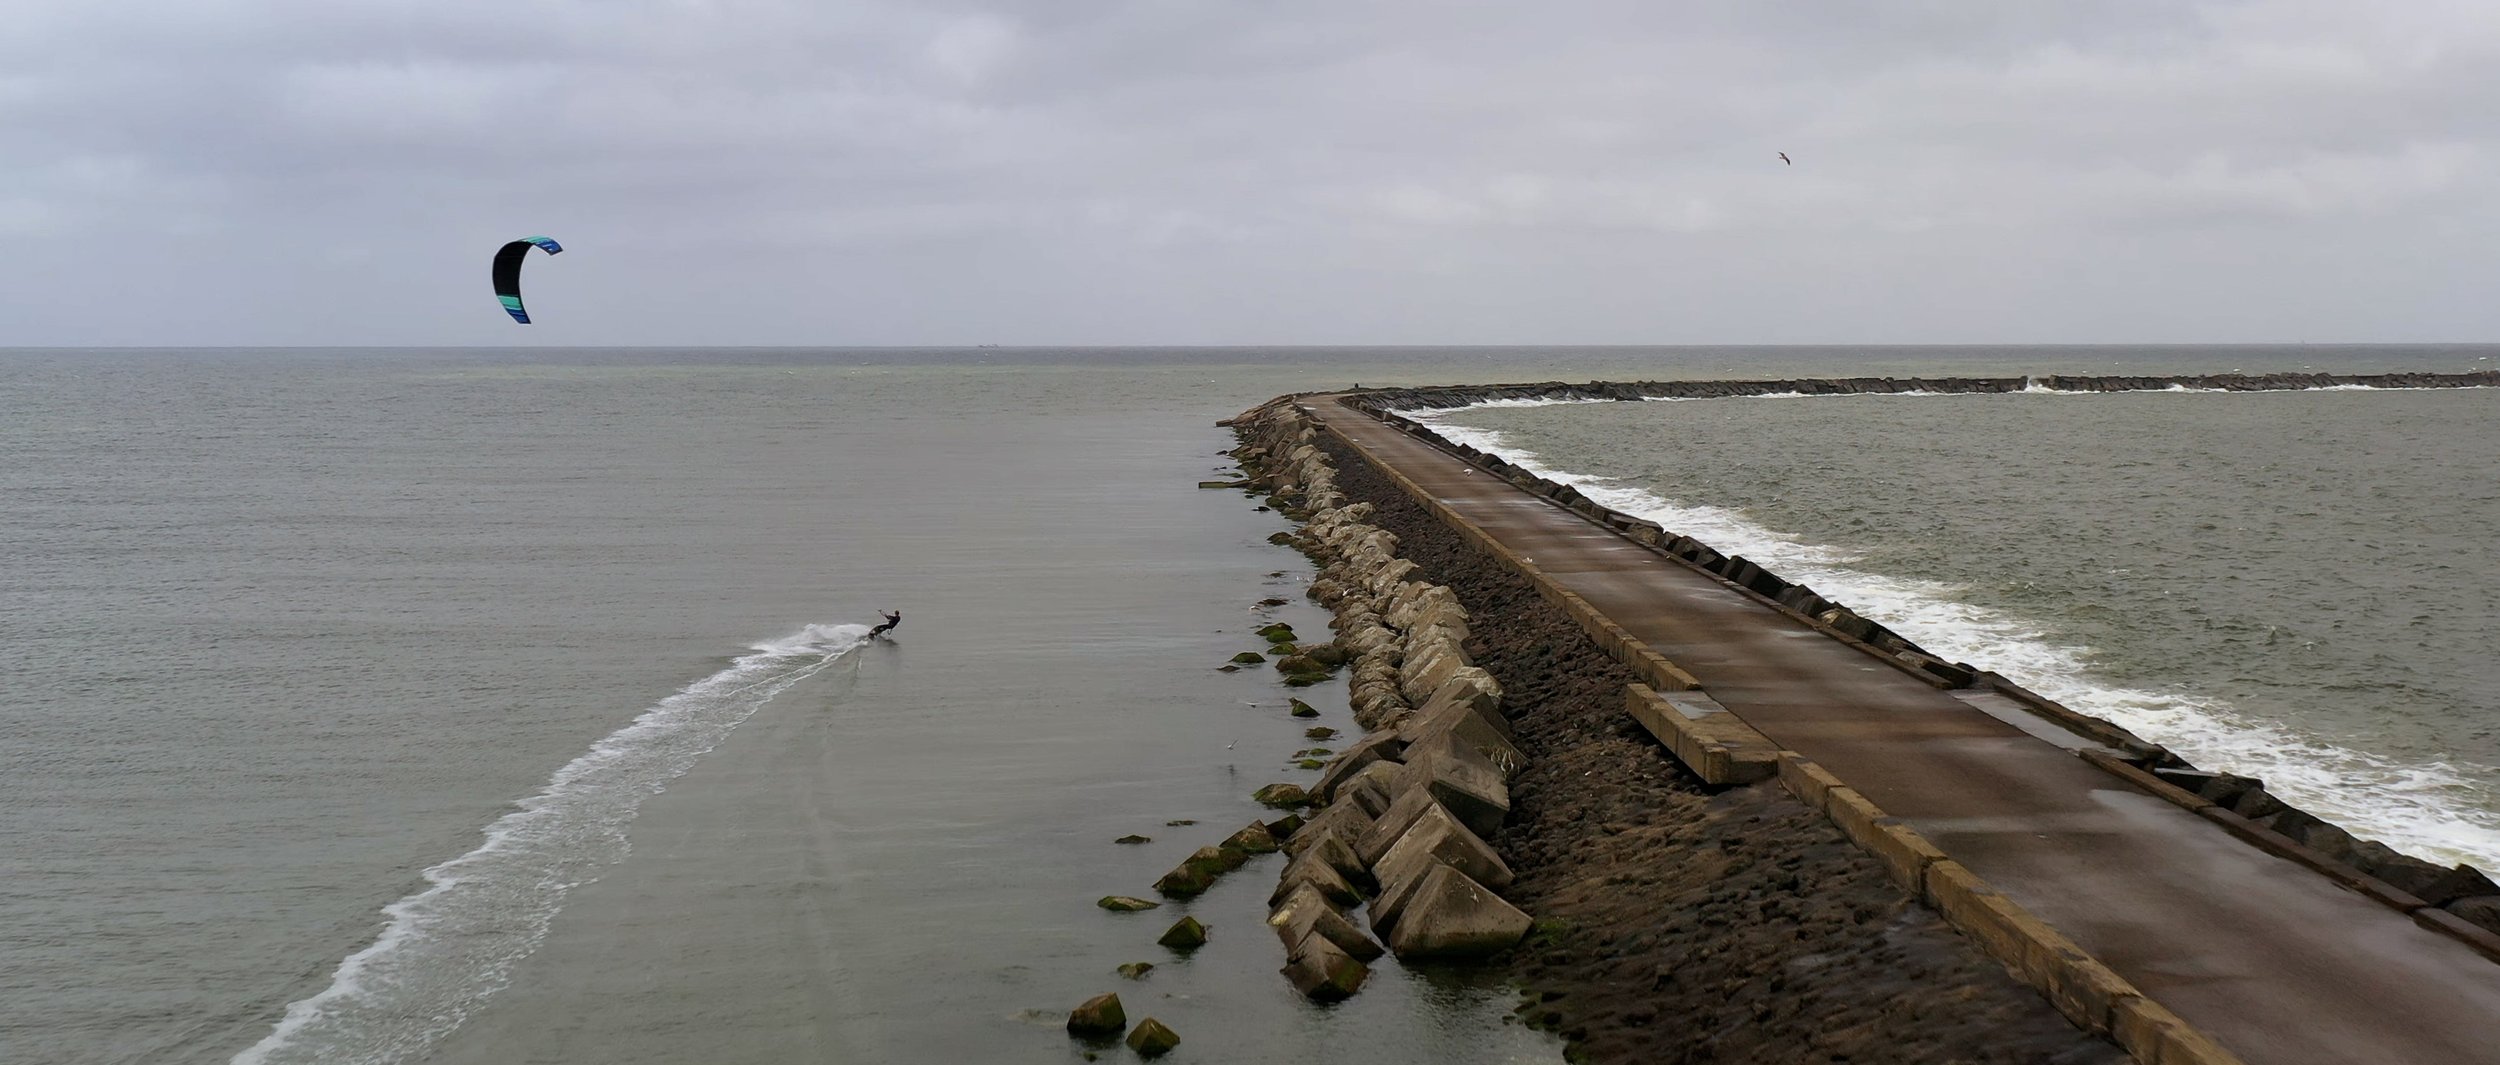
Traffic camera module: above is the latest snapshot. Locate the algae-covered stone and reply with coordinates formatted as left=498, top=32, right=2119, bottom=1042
left=1216, top=664, right=1242, bottom=673
left=1117, top=962, right=1155, bottom=980
left=1113, top=834, right=1150, bottom=845
left=1283, top=672, right=1329, bottom=688
left=1295, top=757, right=1326, bottom=769
left=1302, top=644, right=1353, bottom=668
left=1098, top=895, right=1161, bottom=912
left=1253, top=782, right=1313, bottom=808
left=1264, top=813, right=1304, bottom=840
left=1256, top=622, right=1297, bottom=643
left=1275, top=653, right=1325, bottom=675
left=1157, top=915, right=1209, bottom=951
left=1198, top=479, right=1249, bottom=489
left=1126, top=1018, right=1181, bottom=1058
left=1281, top=929, right=1370, bottom=1002
left=1223, top=821, right=1280, bottom=855
left=1066, top=992, right=1126, bottom=1036
left=1154, top=864, right=1214, bottom=899
left=1165, top=819, right=1197, bottom=826
left=1304, top=726, right=1340, bottom=740
left=1289, top=699, right=1321, bottom=718
left=1268, top=643, right=1299, bottom=656
left=1230, top=651, right=1266, bottom=665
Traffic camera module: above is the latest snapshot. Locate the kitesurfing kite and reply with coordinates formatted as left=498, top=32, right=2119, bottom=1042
left=491, top=236, right=564, bottom=324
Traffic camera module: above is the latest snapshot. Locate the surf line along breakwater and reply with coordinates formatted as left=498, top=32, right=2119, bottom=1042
left=1223, top=398, right=2124, bottom=1065
left=1238, top=380, right=2500, bottom=1065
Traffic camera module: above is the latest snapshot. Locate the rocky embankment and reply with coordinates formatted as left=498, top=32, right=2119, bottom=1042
left=1226, top=397, right=1537, bottom=1001
left=1338, top=376, right=2500, bottom=952
left=1223, top=396, right=2124, bottom=1064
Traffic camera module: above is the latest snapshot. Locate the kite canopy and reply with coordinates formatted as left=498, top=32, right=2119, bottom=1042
left=491, top=236, right=564, bottom=324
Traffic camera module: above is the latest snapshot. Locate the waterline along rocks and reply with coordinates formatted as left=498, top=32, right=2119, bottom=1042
left=1227, top=396, right=1535, bottom=1001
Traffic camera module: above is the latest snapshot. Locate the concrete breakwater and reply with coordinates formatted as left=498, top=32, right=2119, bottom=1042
left=1222, top=397, right=2124, bottom=1063
left=1331, top=375, right=2500, bottom=958
left=1341, top=368, right=2500, bottom=413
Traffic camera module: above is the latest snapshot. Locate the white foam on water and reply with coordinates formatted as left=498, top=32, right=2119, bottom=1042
left=1414, top=407, right=2500, bottom=871
left=232, top=622, right=871, bottom=1065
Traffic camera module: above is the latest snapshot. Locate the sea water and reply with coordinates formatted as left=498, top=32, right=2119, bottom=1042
left=4, top=345, right=2494, bottom=1064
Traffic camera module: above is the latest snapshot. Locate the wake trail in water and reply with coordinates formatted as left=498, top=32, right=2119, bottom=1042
left=231, top=622, right=871, bottom=1065
left=1410, top=407, right=2500, bottom=871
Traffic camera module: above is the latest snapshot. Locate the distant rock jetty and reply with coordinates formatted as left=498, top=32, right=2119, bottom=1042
left=1340, top=369, right=2500, bottom=415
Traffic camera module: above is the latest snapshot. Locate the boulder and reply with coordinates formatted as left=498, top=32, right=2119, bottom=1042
left=1156, top=915, right=1209, bottom=951
left=1230, top=651, right=1266, bottom=665
left=1304, top=726, right=1340, bottom=740
left=1355, top=787, right=1449, bottom=867
left=1285, top=801, right=1374, bottom=858
left=1153, top=864, right=1214, bottom=899
left=1116, top=962, right=1154, bottom=980
left=1402, top=677, right=1514, bottom=742
left=2449, top=896, right=2500, bottom=935
left=1264, top=813, right=1304, bottom=840
left=1223, top=821, right=1280, bottom=855
left=1368, top=805, right=1514, bottom=933
left=1270, top=848, right=1363, bottom=907
left=2417, top=864, right=2500, bottom=907
left=1396, top=697, right=1524, bottom=778
left=1345, top=763, right=1401, bottom=817
left=1113, top=834, right=1150, bottom=845
left=1281, top=928, right=1370, bottom=1002
left=1126, top=1018, right=1181, bottom=1058
left=1276, top=653, right=1328, bottom=675
left=1252, top=782, right=1314, bottom=808
left=1382, top=865, right=1533, bottom=960
left=1392, top=732, right=1512, bottom=838
left=1268, top=882, right=1384, bottom=961
left=1066, top=992, right=1126, bottom=1036
left=1289, top=700, right=1321, bottom=719
left=1397, top=641, right=1472, bottom=705
left=1314, top=731, right=1408, bottom=801
left=1256, top=622, right=1297, bottom=643
left=1098, top=896, right=1161, bottom=912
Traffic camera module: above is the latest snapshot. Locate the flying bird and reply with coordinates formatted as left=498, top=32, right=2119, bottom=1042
left=1778, top=152, right=1791, bottom=166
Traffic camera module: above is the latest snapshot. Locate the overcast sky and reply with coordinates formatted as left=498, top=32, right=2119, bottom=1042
left=6, top=1, right=2499, bottom=346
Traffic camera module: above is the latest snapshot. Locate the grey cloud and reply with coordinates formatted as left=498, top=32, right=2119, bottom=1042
left=5, top=0, right=2500, bottom=344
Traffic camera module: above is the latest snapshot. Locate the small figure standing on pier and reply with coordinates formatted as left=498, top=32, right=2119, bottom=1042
left=870, top=610, right=902, bottom=639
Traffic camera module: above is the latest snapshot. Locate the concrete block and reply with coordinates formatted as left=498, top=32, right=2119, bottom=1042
left=1354, top=787, right=1446, bottom=868
left=1369, top=805, right=1515, bottom=932
left=2112, top=996, right=2251, bottom=1065
left=1345, top=763, right=1400, bottom=816
left=1623, top=684, right=1778, bottom=785
left=1381, top=865, right=1533, bottom=960
left=1923, top=860, right=2123, bottom=1034
left=1776, top=753, right=1848, bottom=813
left=1284, top=800, right=1373, bottom=859
left=1268, top=883, right=1383, bottom=961
left=1396, top=694, right=1525, bottom=778
left=1824, top=786, right=1947, bottom=894
left=1281, top=928, right=1370, bottom=1002
left=1270, top=848, right=1362, bottom=907
left=1635, top=649, right=1702, bottom=691
left=1393, top=732, right=1511, bottom=838
left=1314, top=731, right=1407, bottom=802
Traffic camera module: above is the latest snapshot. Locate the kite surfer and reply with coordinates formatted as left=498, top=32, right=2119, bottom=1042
left=870, top=611, right=902, bottom=639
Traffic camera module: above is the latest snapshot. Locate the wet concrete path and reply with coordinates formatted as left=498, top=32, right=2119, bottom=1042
left=1309, top=396, right=2500, bottom=1065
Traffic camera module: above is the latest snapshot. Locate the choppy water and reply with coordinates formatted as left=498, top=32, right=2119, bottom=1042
left=1421, top=383, right=2500, bottom=869
left=5, top=345, right=2495, bottom=1065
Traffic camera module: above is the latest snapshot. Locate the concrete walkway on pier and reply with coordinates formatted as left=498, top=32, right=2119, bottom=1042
left=1307, top=396, right=2500, bottom=1065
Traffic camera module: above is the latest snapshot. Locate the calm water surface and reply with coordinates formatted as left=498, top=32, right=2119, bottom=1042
left=4, top=346, right=2494, bottom=1064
